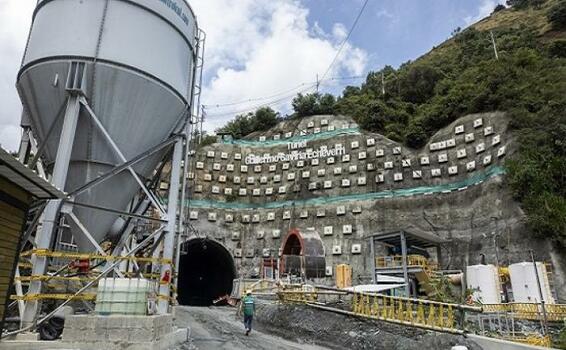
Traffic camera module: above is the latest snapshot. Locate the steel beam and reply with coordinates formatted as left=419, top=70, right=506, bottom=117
left=158, top=137, right=183, bottom=314
left=400, top=231, right=410, bottom=297
left=66, top=212, right=107, bottom=256
left=22, top=95, right=79, bottom=327
left=69, top=137, right=177, bottom=197
left=79, top=97, right=167, bottom=216
left=17, top=126, right=30, bottom=164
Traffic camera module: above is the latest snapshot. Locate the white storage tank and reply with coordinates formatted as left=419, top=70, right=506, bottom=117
left=95, top=278, right=153, bottom=315
left=18, top=0, right=198, bottom=251
left=466, top=264, right=501, bottom=304
left=509, top=262, right=555, bottom=304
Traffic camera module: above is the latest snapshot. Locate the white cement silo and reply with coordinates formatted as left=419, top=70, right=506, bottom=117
left=466, top=264, right=501, bottom=304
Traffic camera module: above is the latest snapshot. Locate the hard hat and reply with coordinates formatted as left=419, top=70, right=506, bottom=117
left=246, top=289, right=252, bottom=295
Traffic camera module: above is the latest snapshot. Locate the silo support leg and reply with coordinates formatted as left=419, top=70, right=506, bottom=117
left=158, top=137, right=183, bottom=314
left=21, top=96, right=80, bottom=327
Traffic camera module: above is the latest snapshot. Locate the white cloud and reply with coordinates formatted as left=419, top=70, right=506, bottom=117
left=190, top=0, right=368, bottom=132
left=464, top=0, right=505, bottom=26
left=0, top=1, right=34, bottom=151
left=375, top=9, right=394, bottom=20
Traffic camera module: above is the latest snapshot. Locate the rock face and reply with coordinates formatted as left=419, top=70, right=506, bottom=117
left=185, top=112, right=565, bottom=302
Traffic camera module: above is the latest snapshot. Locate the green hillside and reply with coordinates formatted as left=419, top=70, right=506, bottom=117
left=217, top=0, right=566, bottom=245
left=335, top=0, right=566, bottom=246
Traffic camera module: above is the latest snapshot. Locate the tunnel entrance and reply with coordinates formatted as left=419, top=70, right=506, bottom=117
left=280, top=229, right=326, bottom=279
left=177, top=238, right=236, bottom=306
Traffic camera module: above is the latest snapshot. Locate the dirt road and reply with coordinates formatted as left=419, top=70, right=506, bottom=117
left=174, top=305, right=330, bottom=350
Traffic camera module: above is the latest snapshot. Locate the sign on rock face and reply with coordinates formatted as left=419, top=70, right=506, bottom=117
left=245, top=141, right=346, bottom=165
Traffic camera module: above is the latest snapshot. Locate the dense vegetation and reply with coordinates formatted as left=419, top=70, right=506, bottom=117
left=216, top=107, right=280, bottom=139
left=216, top=0, right=566, bottom=245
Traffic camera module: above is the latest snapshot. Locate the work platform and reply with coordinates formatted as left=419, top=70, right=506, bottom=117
left=370, top=229, right=448, bottom=297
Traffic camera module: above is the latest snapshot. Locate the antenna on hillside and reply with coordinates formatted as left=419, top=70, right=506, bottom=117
left=381, top=71, right=385, bottom=96
left=490, top=31, right=499, bottom=60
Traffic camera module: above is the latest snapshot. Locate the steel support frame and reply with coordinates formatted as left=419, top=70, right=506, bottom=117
left=18, top=97, right=189, bottom=329
left=400, top=231, right=411, bottom=297
left=21, top=94, right=80, bottom=327
left=157, top=138, right=183, bottom=313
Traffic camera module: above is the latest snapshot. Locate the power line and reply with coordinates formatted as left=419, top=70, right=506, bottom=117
left=319, top=0, right=369, bottom=83
left=205, top=75, right=368, bottom=118
left=206, top=84, right=316, bottom=118
left=204, top=75, right=365, bottom=110
left=203, top=82, right=316, bottom=109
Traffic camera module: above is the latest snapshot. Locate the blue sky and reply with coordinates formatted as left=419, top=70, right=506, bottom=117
left=0, top=0, right=503, bottom=150
left=305, top=0, right=490, bottom=69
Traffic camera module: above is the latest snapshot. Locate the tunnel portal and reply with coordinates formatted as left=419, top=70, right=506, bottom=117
left=177, top=238, right=236, bottom=306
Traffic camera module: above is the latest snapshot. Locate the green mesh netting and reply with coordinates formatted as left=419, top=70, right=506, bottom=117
left=186, top=165, right=505, bottom=210
left=220, top=128, right=361, bottom=147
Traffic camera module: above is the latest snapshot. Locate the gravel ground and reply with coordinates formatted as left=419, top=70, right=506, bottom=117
left=174, top=302, right=484, bottom=350
left=173, top=304, right=330, bottom=350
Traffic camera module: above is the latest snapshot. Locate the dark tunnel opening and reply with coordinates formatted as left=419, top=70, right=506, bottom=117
left=177, top=238, right=236, bottom=306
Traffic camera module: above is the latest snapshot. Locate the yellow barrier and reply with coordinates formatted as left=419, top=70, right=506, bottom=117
left=351, top=292, right=458, bottom=332
left=15, top=275, right=96, bottom=282
left=277, top=290, right=318, bottom=304
left=20, top=249, right=172, bottom=264
left=505, top=335, right=552, bottom=348
left=482, top=303, right=566, bottom=321
left=10, top=293, right=97, bottom=301
left=375, top=255, right=438, bottom=274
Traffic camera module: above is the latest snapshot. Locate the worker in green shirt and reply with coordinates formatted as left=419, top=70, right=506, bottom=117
left=242, top=290, right=255, bottom=335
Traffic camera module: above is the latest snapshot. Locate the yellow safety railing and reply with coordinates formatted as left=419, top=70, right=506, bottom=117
left=351, top=292, right=463, bottom=333
left=506, top=335, right=552, bottom=348
left=482, top=303, right=566, bottom=321
left=13, top=250, right=171, bottom=303
left=375, top=255, right=438, bottom=274
left=277, top=290, right=319, bottom=304
left=10, top=293, right=97, bottom=301
left=20, top=249, right=172, bottom=264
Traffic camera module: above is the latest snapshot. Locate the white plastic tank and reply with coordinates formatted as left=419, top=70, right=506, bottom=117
left=466, top=264, right=501, bottom=304
left=509, top=262, right=555, bottom=304
left=18, top=0, right=198, bottom=251
left=95, top=278, right=152, bottom=315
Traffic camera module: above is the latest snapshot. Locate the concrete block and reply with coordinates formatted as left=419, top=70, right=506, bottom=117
left=62, top=327, right=81, bottom=341
left=108, top=328, right=129, bottom=342
left=15, top=332, right=40, bottom=341
left=107, top=316, right=125, bottom=328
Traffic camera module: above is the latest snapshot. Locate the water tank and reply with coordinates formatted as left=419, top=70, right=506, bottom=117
left=17, top=0, right=198, bottom=251
left=509, top=262, right=555, bottom=304
left=95, top=278, right=151, bottom=315
left=466, top=264, right=501, bottom=304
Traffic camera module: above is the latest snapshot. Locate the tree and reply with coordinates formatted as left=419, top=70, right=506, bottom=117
left=547, top=0, right=566, bottom=29
left=291, top=93, right=336, bottom=117
left=506, top=0, right=546, bottom=9
left=318, top=94, right=336, bottom=115
left=217, top=107, right=280, bottom=139
left=250, top=107, right=279, bottom=131
left=292, top=93, right=318, bottom=117
left=493, top=4, right=506, bottom=12
left=398, top=65, right=442, bottom=104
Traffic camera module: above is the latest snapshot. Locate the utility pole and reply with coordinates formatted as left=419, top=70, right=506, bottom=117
left=199, top=105, right=205, bottom=144
left=381, top=71, right=385, bottom=96
left=490, top=31, right=499, bottom=60
left=530, top=250, right=549, bottom=337
left=316, top=74, right=320, bottom=93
